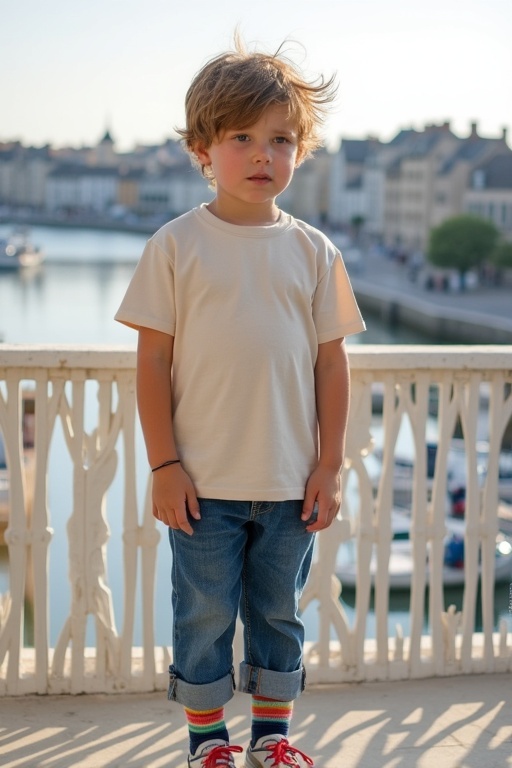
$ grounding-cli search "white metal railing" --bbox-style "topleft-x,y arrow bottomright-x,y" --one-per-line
0,345 -> 511,696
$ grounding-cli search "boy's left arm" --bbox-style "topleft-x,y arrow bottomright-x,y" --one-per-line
302,337 -> 350,532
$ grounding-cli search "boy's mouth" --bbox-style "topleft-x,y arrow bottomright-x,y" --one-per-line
248,173 -> 272,181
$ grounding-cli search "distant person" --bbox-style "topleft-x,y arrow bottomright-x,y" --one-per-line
116,35 -> 365,768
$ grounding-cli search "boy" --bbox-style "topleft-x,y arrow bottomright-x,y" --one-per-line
116,38 -> 365,768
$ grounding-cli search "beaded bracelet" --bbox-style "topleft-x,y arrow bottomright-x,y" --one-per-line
151,459 -> 181,472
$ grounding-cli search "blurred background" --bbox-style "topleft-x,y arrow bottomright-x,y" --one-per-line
1,0 -> 511,346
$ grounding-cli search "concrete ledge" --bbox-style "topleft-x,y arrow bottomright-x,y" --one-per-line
352,280 -> 512,344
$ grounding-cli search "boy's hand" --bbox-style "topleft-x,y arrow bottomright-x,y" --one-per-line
152,464 -> 201,535
302,465 -> 341,532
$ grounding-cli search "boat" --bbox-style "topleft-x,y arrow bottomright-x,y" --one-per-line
370,439 -> 512,512
0,230 -> 44,270
336,508 -> 512,590
498,502 -> 512,536
0,392 -> 36,545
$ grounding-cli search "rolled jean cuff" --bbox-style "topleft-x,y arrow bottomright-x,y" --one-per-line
238,662 -> 306,700
167,665 -> 236,709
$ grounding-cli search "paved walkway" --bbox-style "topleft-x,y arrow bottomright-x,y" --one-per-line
1,674 -> 511,767
349,251 -> 512,343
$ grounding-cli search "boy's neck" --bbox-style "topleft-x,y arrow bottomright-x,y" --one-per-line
206,198 -> 281,226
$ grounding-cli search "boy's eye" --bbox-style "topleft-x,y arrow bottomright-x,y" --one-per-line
234,134 -> 250,142
274,136 -> 289,144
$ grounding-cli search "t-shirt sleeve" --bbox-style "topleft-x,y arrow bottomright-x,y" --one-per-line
114,237 -> 176,335
313,249 -> 366,343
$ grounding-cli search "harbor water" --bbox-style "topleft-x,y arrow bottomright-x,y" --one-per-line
0,223 -> 510,646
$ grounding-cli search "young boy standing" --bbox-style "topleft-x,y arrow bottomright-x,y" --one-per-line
116,39 -> 365,768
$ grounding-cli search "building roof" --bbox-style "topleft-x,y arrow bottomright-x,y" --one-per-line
341,139 -> 381,164
472,153 -> 512,189
118,168 -> 146,180
100,129 -> 114,144
140,162 -> 204,181
0,145 -> 52,162
48,164 -> 120,179
403,131 -> 452,158
439,138 -> 506,175
385,123 -> 456,162
388,128 -> 420,147
381,126 -> 458,177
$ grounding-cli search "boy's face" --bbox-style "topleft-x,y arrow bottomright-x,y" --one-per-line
194,104 -> 301,224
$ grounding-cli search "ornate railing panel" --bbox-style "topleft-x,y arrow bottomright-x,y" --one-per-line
0,345 -> 511,695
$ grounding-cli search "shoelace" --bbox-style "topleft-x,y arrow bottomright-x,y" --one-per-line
261,739 -> 314,767
201,744 -> 243,768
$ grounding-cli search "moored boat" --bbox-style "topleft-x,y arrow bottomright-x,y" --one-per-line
336,508 -> 512,590
0,230 -> 44,270
370,439 -> 512,512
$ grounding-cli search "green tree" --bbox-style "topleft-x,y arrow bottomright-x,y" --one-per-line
490,241 -> 512,269
428,215 -> 499,282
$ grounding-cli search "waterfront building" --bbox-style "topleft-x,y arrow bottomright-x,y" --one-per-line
45,164 -> 120,214
279,149 -> 330,225
0,143 -> 53,209
327,137 -> 382,232
2,121 -> 511,243
329,122 -> 511,254
117,168 -> 145,210
431,125 -> 510,229
137,163 -> 213,217
464,153 -> 512,240
383,123 -> 459,253
88,128 -> 117,167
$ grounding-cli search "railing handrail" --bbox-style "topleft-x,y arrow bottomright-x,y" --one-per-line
1,342 -> 511,369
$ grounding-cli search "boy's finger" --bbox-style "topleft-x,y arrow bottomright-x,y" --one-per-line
174,505 -> 194,536
301,495 -> 317,520
306,504 -> 336,532
187,491 -> 201,520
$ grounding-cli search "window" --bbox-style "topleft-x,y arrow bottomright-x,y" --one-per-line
473,170 -> 485,189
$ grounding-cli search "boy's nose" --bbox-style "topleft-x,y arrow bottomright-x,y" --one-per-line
253,145 -> 271,163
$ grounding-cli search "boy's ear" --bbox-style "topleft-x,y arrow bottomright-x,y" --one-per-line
192,141 -> 212,167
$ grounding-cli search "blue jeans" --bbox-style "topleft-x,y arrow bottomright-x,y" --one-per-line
167,499 -> 315,710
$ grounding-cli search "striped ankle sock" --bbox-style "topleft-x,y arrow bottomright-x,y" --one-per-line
184,706 -> 229,754
251,695 -> 293,747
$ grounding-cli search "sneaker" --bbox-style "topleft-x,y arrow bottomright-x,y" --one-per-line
245,735 -> 314,767
188,739 -> 243,768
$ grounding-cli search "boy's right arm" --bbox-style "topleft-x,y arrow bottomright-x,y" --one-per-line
136,327 -> 200,535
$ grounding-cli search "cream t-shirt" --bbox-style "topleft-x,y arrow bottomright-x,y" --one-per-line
115,204 -> 365,500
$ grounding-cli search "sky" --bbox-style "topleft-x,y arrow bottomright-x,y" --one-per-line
2,0 -> 511,153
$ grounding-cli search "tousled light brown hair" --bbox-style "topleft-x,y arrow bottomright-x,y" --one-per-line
176,36 -> 337,180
